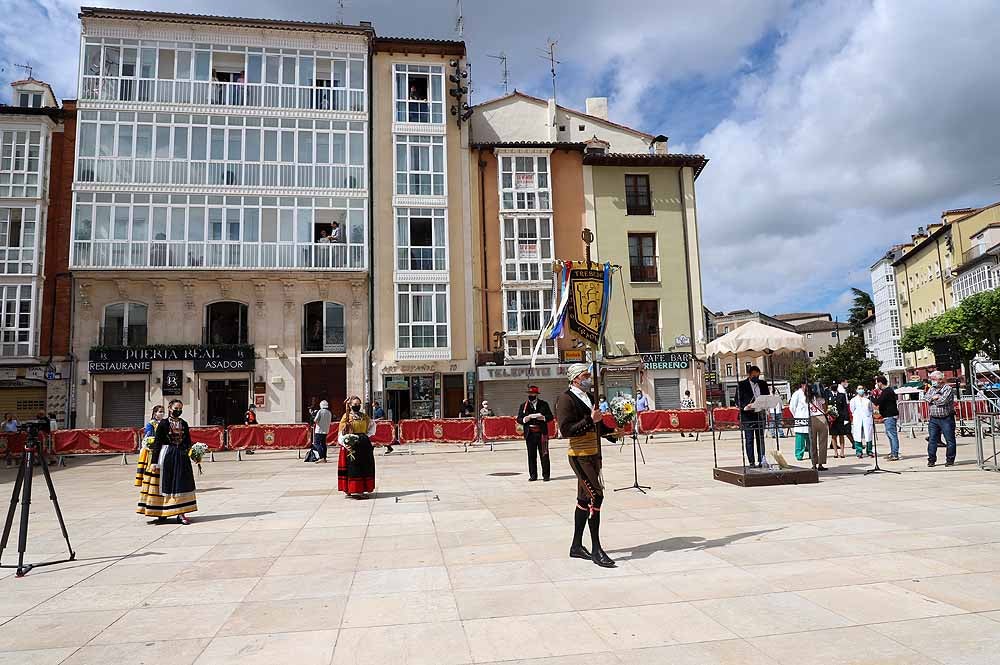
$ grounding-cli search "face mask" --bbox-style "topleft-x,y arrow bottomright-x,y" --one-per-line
351,404 -> 362,413
528,396 -> 537,402
171,408 -> 182,418
750,377 -> 758,383
579,378 -> 594,391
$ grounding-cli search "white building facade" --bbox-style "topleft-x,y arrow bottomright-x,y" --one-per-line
870,251 -> 905,382
71,9 -> 373,427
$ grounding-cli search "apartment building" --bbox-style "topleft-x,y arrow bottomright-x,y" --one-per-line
869,247 -> 905,383
468,92 -> 707,414
0,78 -> 74,424
71,8 -> 373,427
952,204 -> 1000,305
369,37 -> 474,421
774,312 -> 851,361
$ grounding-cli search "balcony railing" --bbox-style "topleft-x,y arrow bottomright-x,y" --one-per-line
303,327 -> 346,353
77,158 -> 364,191
72,241 -> 366,271
81,77 -> 366,114
629,264 -> 659,283
99,325 -> 148,347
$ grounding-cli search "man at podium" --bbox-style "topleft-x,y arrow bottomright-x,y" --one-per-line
737,366 -> 770,467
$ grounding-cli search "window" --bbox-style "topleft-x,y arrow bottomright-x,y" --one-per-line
499,155 -> 550,211
0,129 -> 42,198
0,284 -> 32,356
303,301 -> 345,352
504,289 -> 553,335
396,208 -> 446,271
101,302 -> 148,346
807,333 -> 813,339
625,174 -> 652,215
18,93 -> 42,108
205,301 -> 248,344
397,283 -> 448,349
628,233 -> 657,282
725,363 -> 733,377
0,207 -> 36,274
395,135 -> 444,196
745,361 -> 752,374
394,64 -> 444,123
632,300 -> 660,353
501,216 -> 552,282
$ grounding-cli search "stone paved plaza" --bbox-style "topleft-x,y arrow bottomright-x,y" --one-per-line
2,431 -> 1000,664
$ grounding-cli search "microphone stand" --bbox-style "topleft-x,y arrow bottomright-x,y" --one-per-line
864,415 -> 899,476
615,423 -> 649,493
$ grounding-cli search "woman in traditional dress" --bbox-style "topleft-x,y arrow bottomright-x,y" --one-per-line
139,399 -> 198,524
135,405 -> 163,488
337,395 -> 376,499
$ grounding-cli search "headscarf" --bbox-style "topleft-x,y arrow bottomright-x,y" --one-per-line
566,363 -> 590,383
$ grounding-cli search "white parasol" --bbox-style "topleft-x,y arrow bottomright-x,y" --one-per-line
705,320 -> 806,356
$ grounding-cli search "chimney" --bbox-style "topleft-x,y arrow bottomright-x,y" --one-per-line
585,97 -> 608,120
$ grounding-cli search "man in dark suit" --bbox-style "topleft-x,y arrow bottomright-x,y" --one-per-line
517,385 -> 554,481
737,365 -> 770,467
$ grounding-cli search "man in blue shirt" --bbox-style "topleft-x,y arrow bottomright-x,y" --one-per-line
635,390 -> 650,413
924,371 -> 956,467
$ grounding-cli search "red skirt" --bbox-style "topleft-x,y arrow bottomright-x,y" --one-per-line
338,434 -> 375,494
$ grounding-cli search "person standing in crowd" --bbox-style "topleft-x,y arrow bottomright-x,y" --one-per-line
459,398 -> 475,418
243,403 -> 258,455
789,380 -> 811,461
829,380 -> 852,458
141,399 -> 197,525
680,390 -> 696,437
556,363 -> 619,568
3,412 -> 19,433
809,384 -> 829,471
372,401 -> 386,420
136,405 -> 164,488
635,389 -> 650,413
737,366 -> 769,467
925,370 -> 957,467
849,386 -> 875,459
873,376 -> 900,461
517,385 -> 554,482
338,396 -> 377,498
598,395 -> 610,413
480,401 -> 495,417
309,400 -> 333,464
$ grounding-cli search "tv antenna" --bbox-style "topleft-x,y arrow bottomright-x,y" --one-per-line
487,52 -> 509,95
336,0 -> 346,24
14,63 -> 33,80
537,39 -> 560,103
455,0 -> 464,38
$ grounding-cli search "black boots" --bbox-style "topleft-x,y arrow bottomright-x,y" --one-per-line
588,511 -> 616,568
569,505 -> 591,560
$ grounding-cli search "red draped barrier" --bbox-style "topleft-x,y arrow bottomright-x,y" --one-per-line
189,426 -> 225,451
52,428 -> 138,455
638,409 -> 709,434
481,416 -> 557,442
712,407 -> 742,430
398,418 -> 478,444
323,420 -> 397,447
0,431 -> 27,455
782,407 -> 793,420
227,424 -> 310,450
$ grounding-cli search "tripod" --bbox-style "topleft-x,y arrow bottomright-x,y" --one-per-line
1,434 -> 75,577
864,421 -> 900,476
615,428 -> 650,493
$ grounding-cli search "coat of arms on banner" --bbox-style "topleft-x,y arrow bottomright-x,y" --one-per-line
670,413 -> 680,428
433,424 -> 444,438
568,266 -> 605,345
88,433 -> 100,448
515,423 -> 524,435
263,430 -> 276,446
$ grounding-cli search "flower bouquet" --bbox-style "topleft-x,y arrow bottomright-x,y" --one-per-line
609,394 -> 637,428
142,436 -> 155,451
341,433 -> 358,461
189,442 -> 209,474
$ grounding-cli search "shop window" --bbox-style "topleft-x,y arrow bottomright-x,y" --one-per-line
205,301 -> 248,345
303,301 -> 345,353
101,302 -> 148,347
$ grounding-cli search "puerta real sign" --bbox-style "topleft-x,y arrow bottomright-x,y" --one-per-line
89,346 -> 255,374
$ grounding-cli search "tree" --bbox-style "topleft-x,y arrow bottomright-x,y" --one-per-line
847,287 -> 874,334
899,287 -> 1000,385
787,358 -> 814,389
812,335 -> 883,389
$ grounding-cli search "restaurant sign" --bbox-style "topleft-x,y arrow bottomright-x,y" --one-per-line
89,345 -> 255,374
640,352 -> 692,370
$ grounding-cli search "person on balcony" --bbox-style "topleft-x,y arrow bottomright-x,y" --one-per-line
330,221 -> 345,244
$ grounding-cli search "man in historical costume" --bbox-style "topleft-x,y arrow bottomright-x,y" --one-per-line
555,363 -> 619,568
737,365 -> 770,467
139,399 -> 198,525
517,385 -> 554,482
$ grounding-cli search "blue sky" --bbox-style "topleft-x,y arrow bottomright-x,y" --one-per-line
3,0 -> 1000,321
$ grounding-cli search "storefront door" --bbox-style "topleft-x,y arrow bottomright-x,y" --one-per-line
442,374 -> 464,418
301,357 -> 347,421
101,380 -> 146,428
206,379 -> 249,427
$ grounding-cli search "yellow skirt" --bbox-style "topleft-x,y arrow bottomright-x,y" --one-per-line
134,447 -> 151,486
136,463 -> 198,518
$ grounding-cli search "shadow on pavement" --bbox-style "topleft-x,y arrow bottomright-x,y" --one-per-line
608,528 -> 782,560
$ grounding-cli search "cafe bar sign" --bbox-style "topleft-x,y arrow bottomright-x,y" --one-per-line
640,352 -> 692,370
89,345 -> 255,374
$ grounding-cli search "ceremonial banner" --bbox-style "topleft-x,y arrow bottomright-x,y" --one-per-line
568,263 -> 611,346
481,416 -> 558,442
52,428 -> 139,455
601,413 -> 634,434
711,407 -> 742,430
189,426 -> 225,451
532,261 -> 573,366
639,409 -> 709,434
0,431 -> 27,455
324,420 -> 397,446
398,418 -> 478,444
227,424 -> 309,450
